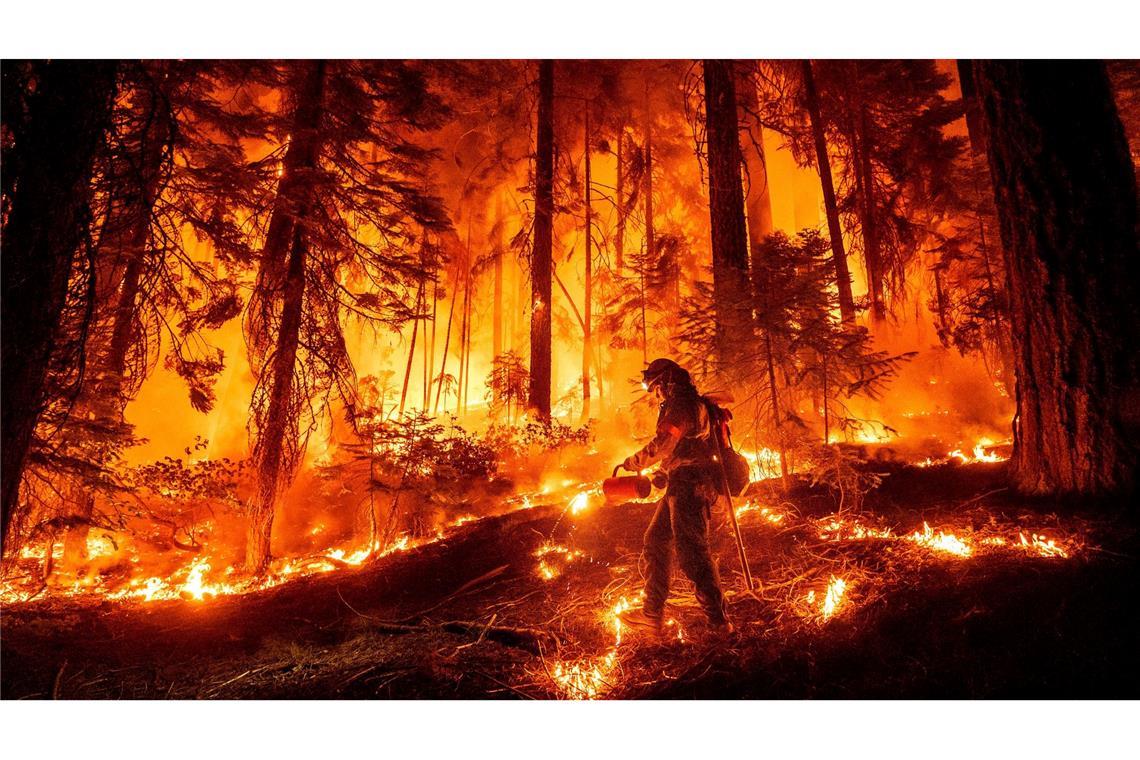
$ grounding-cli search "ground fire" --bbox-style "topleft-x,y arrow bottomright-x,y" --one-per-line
2,57 -> 1138,703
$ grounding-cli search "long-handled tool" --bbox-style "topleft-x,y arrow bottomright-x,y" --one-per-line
710,430 -> 756,592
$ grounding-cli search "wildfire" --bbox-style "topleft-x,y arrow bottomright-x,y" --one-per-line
909,522 -> 973,557
534,541 -> 585,581
735,500 -> 787,525
550,650 -> 619,700
739,447 -> 783,482
805,576 -> 849,622
1019,532 -> 1069,559
817,515 -> 893,541
918,438 -> 1010,468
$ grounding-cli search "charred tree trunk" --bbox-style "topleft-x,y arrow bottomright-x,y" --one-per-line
247,61 -> 326,574
703,60 -> 753,375
1,61 -> 117,551
973,60 -> 1140,497
956,60 -> 987,155
528,60 -> 554,421
802,60 -> 856,325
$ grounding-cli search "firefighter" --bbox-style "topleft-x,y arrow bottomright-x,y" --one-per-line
615,358 -> 732,635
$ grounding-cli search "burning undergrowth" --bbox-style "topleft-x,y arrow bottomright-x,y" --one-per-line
2,459 -> 1130,701
0,416 -> 597,606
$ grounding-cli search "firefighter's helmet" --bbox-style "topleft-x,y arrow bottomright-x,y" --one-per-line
641,358 -> 690,392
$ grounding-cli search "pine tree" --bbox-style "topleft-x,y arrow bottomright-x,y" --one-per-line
528,60 -> 555,421
702,60 -> 753,376
244,60 -> 449,573
1,61 -> 118,552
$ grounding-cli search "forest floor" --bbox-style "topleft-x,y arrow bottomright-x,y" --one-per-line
2,461 -> 1138,699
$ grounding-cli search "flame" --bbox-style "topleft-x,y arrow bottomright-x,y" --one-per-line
1018,532 -> 1069,558
822,576 -> 847,620
550,650 -> 618,700
818,515 -> 892,541
534,541 -> 585,581
735,500 -> 787,525
805,576 -> 849,622
568,491 -> 591,516
920,438 -> 1010,467
739,447 -> 783,482
909,521 -> 972,557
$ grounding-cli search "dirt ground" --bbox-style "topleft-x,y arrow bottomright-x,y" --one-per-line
2,461 -> 1137,699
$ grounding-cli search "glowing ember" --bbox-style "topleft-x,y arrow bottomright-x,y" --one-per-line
818,516 -> 892,541
551,650 -> 619,700
735,500 -> 787,525
534,542 -> 585,581
909,522 -> 973,557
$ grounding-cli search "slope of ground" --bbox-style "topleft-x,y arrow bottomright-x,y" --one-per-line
2,462 -> 1137,699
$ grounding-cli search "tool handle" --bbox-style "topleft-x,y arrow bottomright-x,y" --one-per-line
612,465 -> 622,478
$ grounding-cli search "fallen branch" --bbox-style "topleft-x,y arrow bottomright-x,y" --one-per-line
337,586 -> 555,654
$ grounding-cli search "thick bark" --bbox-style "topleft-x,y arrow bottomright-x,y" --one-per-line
1,61 -> 117,551
973,60 -> 1140,497
702,60 -> 753,374
528,61 -> 554,421
247,60 -> 325,573
802,60 -> 856,325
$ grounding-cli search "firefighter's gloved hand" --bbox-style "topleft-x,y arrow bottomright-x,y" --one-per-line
621,456 -> 639,473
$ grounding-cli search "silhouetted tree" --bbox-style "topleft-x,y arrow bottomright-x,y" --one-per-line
1,60 -> 117,552
973,60 -> 1139,497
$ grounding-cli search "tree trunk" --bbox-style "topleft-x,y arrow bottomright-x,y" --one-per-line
492,199 -> 504,398
399,281 -> 423,416
581,109 -> 593,422
956,59 -> 987,155
736,62 -> 774,249
457,219 -> 472,417
643,81 -> 656,292
247,60 -> 325,574
802,60 -> 856,325
702,60 -> 753,375
528,60 -> 554,421
851,71 -> 886,323
615,123 -> 626,273
64,82 -> 171,564
1,61 -> 117,552
973,60 -> 1140,497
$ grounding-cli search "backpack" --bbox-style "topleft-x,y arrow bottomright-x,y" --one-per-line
702,398 -> 751,496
